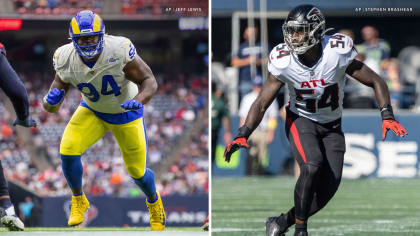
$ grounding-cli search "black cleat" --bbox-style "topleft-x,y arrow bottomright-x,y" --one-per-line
294,230 -> 308,236
265,214 -> 289,236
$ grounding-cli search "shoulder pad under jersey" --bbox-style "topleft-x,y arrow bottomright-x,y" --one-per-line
269,43 -> 291,69
106,35 -> 137,64
326,33 -> 354,54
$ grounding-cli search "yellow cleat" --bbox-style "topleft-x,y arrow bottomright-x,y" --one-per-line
146,192 -> 166,231
68,193 -> 90,227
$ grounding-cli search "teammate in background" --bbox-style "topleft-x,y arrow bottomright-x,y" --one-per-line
224,5 -> 407,236
238,75 -> 278,175
42,11 -> 166,229
0,43 -> 37,231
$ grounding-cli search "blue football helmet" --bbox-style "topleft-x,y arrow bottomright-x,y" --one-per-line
69,10 -> 105,59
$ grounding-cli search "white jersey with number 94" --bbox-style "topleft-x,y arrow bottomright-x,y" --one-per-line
53,35 -> 138,114
268,33 -> 358,123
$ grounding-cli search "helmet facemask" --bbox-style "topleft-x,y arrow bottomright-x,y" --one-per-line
71,32 -> 104,59
282,19 -> 326,55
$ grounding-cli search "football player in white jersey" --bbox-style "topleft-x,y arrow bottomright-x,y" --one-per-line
42,10 -> 166,230
224,5 -> 407,236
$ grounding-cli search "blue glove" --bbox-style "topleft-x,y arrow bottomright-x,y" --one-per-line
13,117 -> 36,128
46,88 -> 65,105
121,99 -> 143,111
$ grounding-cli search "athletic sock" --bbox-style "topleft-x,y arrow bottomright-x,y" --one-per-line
0,161 -> 10,197
61,155 -> 83,190
0,198 -> 12,209
148,194 -> 158,203
132,168 -> 157,199
295,221 -> 307,232
73,192 -> 83,197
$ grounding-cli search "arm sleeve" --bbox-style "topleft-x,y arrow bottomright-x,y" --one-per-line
0,53 -> 29,120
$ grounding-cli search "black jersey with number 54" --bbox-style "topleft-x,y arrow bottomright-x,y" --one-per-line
268,33 -> 357,123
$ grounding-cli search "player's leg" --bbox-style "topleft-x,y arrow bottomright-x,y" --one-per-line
0,161 -> 24,231
266,113 -> 323,236
307,130 -> 345,216
109,117 -> 166,230
60,106 -> 107,226
289,117 -> 324,235
0,161 -> 11,209
268,127 -> 345,236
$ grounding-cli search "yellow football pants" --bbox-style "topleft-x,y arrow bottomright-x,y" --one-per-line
60,106 -> 147,178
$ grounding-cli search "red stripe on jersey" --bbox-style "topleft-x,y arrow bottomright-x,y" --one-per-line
290,121 -> 307,163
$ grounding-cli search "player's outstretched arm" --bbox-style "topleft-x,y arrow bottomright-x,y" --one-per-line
0,52 -> 36,127
224,73 -> 284,162
123,54 -> 158,105
345,59 -> 407,140
43,74 -> 70,113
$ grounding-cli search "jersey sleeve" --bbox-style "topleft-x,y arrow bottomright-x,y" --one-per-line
121,38 -> 137,65
345,46 -> 358,66
52,46 -> 70,83
267,44 -> 290,83
328,33 -> 358,68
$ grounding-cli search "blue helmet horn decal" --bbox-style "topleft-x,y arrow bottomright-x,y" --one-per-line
69,10 -> 105,59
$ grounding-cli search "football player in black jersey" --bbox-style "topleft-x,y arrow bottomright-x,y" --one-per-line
224,5 -> 407,236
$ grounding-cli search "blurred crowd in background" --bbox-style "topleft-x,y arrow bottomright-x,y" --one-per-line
12,0 -> 208,16
13,0 -> 103,15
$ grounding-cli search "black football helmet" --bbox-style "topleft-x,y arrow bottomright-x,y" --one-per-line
282,4 -> 329,55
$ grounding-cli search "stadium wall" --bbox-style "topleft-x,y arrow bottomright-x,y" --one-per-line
213,112 -> 420,178
40,195 -> 208,227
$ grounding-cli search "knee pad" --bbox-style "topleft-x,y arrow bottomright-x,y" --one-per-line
300,163 -> 321,179
60,137 -> 82,155
126,164 -> 146,179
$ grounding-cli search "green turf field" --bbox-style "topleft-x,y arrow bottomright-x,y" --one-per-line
0,227 -> 202,232
0,227 -> 208,235
212,177 -> 420,236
